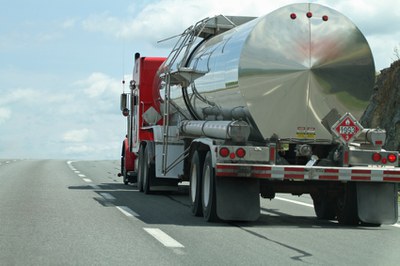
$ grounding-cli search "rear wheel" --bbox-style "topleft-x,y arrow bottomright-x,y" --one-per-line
311,193 -> 336,220
337,183 -> 359,225
190,151 -> 204,217
202,151 -> 218,222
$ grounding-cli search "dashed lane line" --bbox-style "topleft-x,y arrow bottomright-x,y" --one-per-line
143,228 -> 184,248
83,178 -> 92,183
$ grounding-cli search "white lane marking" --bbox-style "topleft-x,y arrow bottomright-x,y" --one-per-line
78,174 -> 86,178
70,167 -> 77,171
74,170 -> 80,174
100,193 -> 116,201
275,196 -> 314,208
83,178 -> 92,183
392,223 -> 400,228
143,228 -> 184,248
116,206 -> 139,217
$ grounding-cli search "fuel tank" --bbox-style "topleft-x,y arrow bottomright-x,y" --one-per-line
166,3 -> 375,142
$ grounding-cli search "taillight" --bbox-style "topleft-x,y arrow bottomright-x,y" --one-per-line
306,12 -> 313,18
322,15 -> 329,21
236,148 -> 246,158
388,153 -> 397,163
372,153 -> 381,162
290,13 -> 297,20
219,147 -> 230,157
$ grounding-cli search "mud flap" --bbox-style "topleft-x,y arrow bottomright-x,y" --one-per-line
357,182 -> 398,224
215,176 -> 260,221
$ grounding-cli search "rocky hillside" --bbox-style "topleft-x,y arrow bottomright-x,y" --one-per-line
360,60 -> 400,151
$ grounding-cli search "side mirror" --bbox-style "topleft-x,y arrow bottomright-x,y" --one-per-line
120,93 -> 128,111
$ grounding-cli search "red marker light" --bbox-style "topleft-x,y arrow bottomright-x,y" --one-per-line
382,158 -> 387,164
230,153 -> 236,159
322,15 -> 329,21
236,148 -> 246,158
219,147 -> 230,157
388,153 -> 397,163
306,12 -> 313,18
372,153 -> 381,162
290,13 -> 297,20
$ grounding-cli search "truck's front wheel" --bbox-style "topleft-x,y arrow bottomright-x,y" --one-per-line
202,151 -> 218,222
137,146 -> 145,192
143,146 -> 155,195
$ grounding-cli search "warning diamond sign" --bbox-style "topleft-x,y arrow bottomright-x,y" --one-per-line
331,113 -> 364,144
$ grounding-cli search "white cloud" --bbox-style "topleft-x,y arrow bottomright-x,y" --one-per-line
79,0 -> 400,70
63,128 -> 90,142
0,107 -> 11,124
76,72 -> 121,98
62,18 -> 78,29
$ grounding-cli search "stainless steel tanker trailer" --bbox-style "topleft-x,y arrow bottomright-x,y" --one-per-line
119,3 -> 400,225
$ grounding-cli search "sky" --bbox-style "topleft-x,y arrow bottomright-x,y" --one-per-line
0,0 -> 399,160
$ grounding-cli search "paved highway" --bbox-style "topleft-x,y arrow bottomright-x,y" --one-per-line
0,159 -> 399,265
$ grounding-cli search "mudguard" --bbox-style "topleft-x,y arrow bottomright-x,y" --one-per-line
357,182 -> 398,224
215,176 -> 260,221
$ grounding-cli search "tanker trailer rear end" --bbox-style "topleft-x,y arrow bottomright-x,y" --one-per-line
120,3 -> 400,225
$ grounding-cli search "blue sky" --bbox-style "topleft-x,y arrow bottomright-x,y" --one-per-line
1,0 -> 399,160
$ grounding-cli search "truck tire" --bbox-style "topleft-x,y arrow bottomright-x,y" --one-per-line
190,151 -> 203,217
143,146 -> 155,195
121,157 -> 129,185
137,146 -> 145,192
311,193 -> 336,220
337,183 -> 359,225
202,151 -> 218,222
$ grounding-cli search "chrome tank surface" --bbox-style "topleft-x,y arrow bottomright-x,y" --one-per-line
172,3 -> 375,142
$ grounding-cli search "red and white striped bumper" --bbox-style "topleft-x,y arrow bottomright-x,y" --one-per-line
215,163 -> 400,182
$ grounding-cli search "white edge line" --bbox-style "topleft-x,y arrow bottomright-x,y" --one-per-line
275,196 -> 314,208
116,206 -> 139,217
144,228 -> 184,248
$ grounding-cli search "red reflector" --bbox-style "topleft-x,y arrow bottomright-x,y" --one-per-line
375,140 -> 383,145
236,148 -> 246,158
322,15 -> 328,21
290,13 -> 297,19
230,153 -> 236,159
382,158 -> 387,164
306,12 -> 312,18
219,147 -> 230,157
372,153 -> 381,162
388,154 -> 397,163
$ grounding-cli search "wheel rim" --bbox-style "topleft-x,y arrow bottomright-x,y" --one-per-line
191,164 -> 197,204
203,165 -> 210,208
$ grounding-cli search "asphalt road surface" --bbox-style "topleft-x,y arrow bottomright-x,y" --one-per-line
1,159 -> 399,265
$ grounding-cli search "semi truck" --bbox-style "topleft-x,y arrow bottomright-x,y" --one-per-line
119,3 -> 400,225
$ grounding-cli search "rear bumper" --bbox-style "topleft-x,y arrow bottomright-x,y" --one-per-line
216,163 -> 400,182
